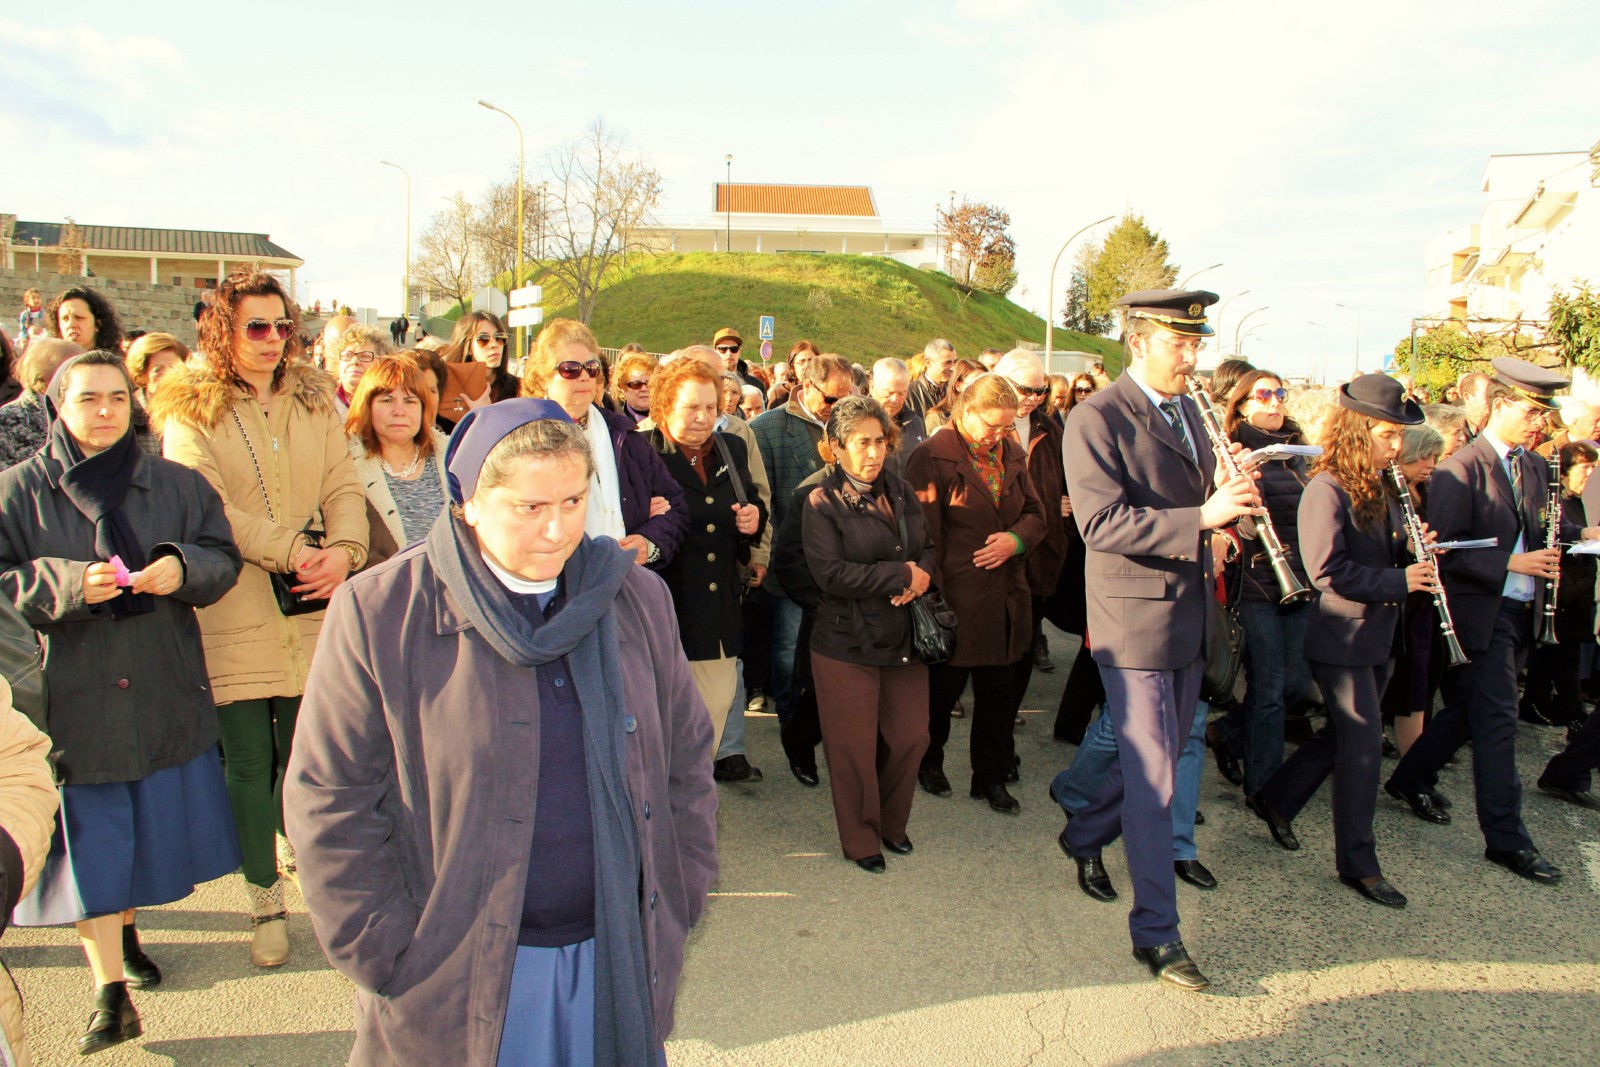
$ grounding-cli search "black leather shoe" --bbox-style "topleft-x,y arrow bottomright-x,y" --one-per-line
1210,735 -> 1244,787
971,783 -> 1021,814
1429,789 -> 1452,810
1174,859 -> 1217,889
918,767 -> 953,797
1245,794 -> 1301,850
1340,874 -> 1407,908
1132,941 -> 1209,991
854,854 -> 886,874
1194,809 -> 1206,826
713,754 -> 763,783
788,762 -> 820,788
1384,780 -> 1451,824
121,924 -> 162,989
1485,848 -> 1562,883
79,981 -> 141,1056
1033,635 -> 1055,672
1004,765 -> 1020,784
1074,854 -> 1118,902
881,837 -> 913,855
1537,778 -> 1600,810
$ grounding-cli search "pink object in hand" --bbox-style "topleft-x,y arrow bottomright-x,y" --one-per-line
108,555 -> 144,588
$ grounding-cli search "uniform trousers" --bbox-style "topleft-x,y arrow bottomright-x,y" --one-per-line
1542,709 -> 1600,792
1388,598 -> 1535,853
1259,659 -> 1392,879
811,652 -> 929,860
924,662 -> 1018,791
1064,656 -> 1203,948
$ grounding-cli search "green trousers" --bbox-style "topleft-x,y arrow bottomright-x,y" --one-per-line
216,696 -> 301,888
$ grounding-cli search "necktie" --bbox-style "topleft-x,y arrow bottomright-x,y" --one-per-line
1160,400 -> 1197,463
1507,447 -> 1524,511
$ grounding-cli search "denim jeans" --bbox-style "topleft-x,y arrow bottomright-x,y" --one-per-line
1220,599 -> 1311,796
716,659 -> 749,760
767,592 -> 805,726
1051,700 -> 1208,860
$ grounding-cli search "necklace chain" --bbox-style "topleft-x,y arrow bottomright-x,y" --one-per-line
381,445 -> 422,479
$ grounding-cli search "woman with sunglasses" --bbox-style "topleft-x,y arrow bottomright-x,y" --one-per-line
1208,369 -> 1314,805
152,268 -> 367,968
609,348 -> 658,426
520,319 -> 687,569
439,311 -> 519,427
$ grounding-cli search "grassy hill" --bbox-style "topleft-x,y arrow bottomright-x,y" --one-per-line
451,252 -> 1122,373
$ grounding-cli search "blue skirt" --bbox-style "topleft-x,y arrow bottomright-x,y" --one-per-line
12,745 -> 242,926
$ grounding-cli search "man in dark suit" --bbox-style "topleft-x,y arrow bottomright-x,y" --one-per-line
1059,290 -> 1260,990
905,339 -> 957,418
1387,358 -> 1600,884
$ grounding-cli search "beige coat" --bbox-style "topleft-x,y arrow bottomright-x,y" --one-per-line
152,363 -> 367,704
347,430 -> 450,567
0,677 -> 61,1067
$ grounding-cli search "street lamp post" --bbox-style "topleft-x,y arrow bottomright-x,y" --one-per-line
479,99 -> 525,359
1308,321 -> 1329,383
724,154 -> 732,252
1240,323 -> 1268,356
379,161 -> 411,324
1214,290 -> 1250,355
1045,214 -> 1115,367
1177,262 -> 1223,288
1234,306 -> 1269,355
1334,302 -> 1361,375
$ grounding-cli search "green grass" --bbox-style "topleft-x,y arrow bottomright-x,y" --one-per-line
469,252 -> 1123,373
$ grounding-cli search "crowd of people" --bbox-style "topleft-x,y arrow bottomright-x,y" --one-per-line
1,272 -> 1598,1061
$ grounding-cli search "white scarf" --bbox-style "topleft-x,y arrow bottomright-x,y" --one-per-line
581,405 -> 627,541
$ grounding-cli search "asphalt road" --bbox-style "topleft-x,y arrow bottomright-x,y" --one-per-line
7,627 -> 1599,1066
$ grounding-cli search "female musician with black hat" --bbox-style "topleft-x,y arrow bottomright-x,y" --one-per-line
1249,374 -> 1434,908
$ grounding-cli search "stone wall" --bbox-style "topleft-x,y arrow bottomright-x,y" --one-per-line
2,268 -> 205,347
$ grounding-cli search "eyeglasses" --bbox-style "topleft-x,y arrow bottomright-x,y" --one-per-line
555,359 -> 604,380
243,319 -> 295,341
1013,383 -> 1050,397
475,333 -> 508,346
1073,386 -> 1094,395
715,344 -> 741,354
812,385 -> 848,406
623,379 -> 650,390
341,349 -> 379,364
1252,387 -> 1288,403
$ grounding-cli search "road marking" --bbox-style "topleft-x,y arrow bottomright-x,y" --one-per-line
1581,842 -> 1600,896
707,892 -> 796,898
784,852 -> 827,857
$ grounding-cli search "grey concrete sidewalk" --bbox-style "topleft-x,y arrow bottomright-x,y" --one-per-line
7,629 -> 1599,1065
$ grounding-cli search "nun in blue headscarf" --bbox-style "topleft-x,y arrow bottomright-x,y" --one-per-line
286,399 -> 718,1066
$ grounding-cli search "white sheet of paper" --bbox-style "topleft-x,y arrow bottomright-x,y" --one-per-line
1242,444 -> 1323,466
1567,540 -> 1600,555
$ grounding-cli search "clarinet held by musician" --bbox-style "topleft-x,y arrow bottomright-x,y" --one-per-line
1389,461 -> 1469,667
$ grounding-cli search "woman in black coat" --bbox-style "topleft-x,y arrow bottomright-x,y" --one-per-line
647,359 -> 765,752
0,351 -> 243,1055
793,397 -> 935,873
1519,440 -> 1599,730
1252,376 -> 1432,909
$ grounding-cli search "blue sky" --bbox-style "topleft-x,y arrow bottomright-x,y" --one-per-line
4,1 -> 1596,380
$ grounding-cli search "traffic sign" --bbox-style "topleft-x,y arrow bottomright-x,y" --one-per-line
760,340 -> 772,362
758,315 -> 775,341
472,286 -> 508,316
510,285 -> 542,307
508,306 -> 544,328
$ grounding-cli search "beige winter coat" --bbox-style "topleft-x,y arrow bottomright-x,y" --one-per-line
0,677 -> 61,1067
152,363 -> 367,704
348,429 -> 450,567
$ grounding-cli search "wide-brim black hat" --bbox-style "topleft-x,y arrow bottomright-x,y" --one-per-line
1337,374 -> 1424,425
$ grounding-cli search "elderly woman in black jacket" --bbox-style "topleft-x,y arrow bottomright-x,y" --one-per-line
0,351 -> 242,1055
646,358 -> 766,752
782,397 -> 934,873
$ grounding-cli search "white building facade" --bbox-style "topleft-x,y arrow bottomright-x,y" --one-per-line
1423,145 -> 1600,326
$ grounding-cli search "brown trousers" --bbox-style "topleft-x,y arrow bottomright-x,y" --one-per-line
811,651 -> 930,860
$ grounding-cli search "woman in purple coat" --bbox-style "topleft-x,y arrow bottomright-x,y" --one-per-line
285,399 -> 718,1065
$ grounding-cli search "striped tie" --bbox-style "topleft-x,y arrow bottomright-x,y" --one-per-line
1160,400 -> 1197,463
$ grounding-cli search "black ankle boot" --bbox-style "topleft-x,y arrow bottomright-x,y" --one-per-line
79,981 -> 142,1056
121,924 -> 162,989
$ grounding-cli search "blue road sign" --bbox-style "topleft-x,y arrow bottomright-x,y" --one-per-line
759,315 -> 775,341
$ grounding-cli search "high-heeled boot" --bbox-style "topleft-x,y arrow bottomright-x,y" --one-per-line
240,876 -> 290,968
121,923 -> 162,989
79,980 -> 141,1056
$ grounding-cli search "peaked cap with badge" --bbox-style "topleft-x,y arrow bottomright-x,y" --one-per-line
1490,356 -> 1569,411
1116,290 -> 1220,337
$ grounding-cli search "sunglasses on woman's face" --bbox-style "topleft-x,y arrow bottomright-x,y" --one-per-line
242,319 -> 295,341
1253,387 -> 1288,403
1014,383 -> 1050,398
555,359 -> 604,380
475,332 -> 508,346
1074,385 -> 1093,395
623,379 -> 650,390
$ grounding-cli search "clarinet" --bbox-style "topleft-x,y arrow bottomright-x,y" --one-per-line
1537,452 -> 1561,646
1388,462 -> 1469,667
1185,376 -> 1312,606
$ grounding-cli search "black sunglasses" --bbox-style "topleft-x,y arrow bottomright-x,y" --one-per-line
1073,385 -> 1094,394
1014,383 -> 1050,397
555,359 -> 603,380
715,344 -> 741,354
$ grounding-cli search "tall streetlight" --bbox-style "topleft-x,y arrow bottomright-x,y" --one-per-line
1045,214 -> 1116,365
379,161 -> 411,322
478,99 -> 525,358
1214,290 -> 1250,354
1234,306 -> 1269,355
724,154 -> 733,252
1334,302 -> 1361,374
1177,262 -> 1223,288
1308,320 -> 1329,383
1240,323 -> 1268,356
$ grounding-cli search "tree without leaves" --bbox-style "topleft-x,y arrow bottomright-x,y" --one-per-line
57,217 -> 85,276
539,118 -> 663,324
411,194 -> 477,310
1081,213 -> 1178,323
472,171 -> 545,291
938,200 -> 1018,300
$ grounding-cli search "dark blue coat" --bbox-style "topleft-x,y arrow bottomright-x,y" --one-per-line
598,407 -> 689,569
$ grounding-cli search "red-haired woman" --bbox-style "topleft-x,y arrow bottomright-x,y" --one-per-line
346,355 -> 451,567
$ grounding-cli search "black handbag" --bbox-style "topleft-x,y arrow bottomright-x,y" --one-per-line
0,596 -> 47,731
1199,559 -> 1247,707
232,409 -> 328,618
895,493 -> 957,664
